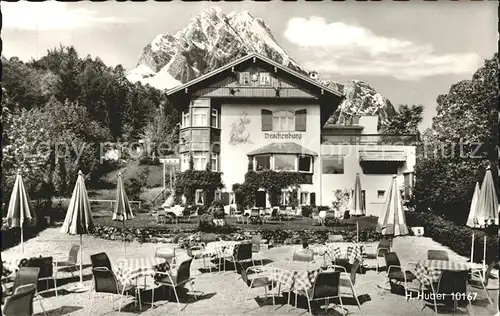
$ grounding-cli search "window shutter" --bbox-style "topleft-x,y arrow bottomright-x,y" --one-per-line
261,109 -> 273,131
310,192 -> 316,206
295,109 -> 307,131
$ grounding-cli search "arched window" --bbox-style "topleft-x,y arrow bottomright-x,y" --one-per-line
273,110 -> 295,131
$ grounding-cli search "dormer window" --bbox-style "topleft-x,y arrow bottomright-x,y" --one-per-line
239,72 -> 250,84
259,72 -> 271,85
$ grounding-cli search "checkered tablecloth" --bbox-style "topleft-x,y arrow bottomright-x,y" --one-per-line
204,241 -> 242,257
323,243 -> 363,264
413,260 -> 471,286
262,261 -> 321,292
114,257 -> 170,285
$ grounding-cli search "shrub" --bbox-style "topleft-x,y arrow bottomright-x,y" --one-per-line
406,211 -> 499,264
301,205 -> 313,218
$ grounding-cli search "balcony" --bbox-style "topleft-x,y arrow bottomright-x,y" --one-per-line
321,134 -> 419,146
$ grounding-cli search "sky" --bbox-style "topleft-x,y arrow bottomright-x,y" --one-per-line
2,1 -> 498,131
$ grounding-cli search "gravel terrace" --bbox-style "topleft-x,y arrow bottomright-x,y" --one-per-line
2,227 -> 498,316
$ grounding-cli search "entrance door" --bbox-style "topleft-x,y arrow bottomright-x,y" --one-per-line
256,190 -> 266,208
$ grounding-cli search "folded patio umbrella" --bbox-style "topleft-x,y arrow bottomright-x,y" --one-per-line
349,173 -> 366,216
6,172 -> 36,254
466,182 -> 481,228
474,166 -> 499,227
60,170 -> 94,292
376,175 -> 409,238
112,172 -> 134,258
466,182 -> 481,263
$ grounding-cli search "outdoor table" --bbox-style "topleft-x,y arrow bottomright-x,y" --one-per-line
413,260 -> 470,286
263,260 -> 322,293
204,241 -> 241,257
312,243 -> 363,264
114,257 -> 170,286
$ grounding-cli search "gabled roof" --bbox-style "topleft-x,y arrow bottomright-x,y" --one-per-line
166,52 -> 343,98
247,142 -> 318,156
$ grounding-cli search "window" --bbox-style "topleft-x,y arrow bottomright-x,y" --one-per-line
271,77 -> 279,87
261,109 -> 273,131
193,151 -> 208,171
295,109 -> 307,131
192,108 -> 208,127
190,130 -> 209,150
300,192 -> 309,205
211,153 -> 218,172
298,156 -> 312,172
255,155 -> 271,171
195,189 -> 204,205
211,109 -> 218,128
322,156 -> 344,174
274,154 -> 295,171
377,190 -> 385,199
273,110 -> 295,131
361,162 -> 399,175
310,192 -> 316,206
259,72 -> 271,85
181,153 -> 190,171
281,191 -> 291,205
182,111 -> 190,128
239,72 -> 250,84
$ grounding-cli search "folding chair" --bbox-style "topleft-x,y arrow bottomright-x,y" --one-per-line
2,284 -> 36,316
153,258 -> 197,311
423,270 -> 472,315
293,249 -> 314,262
53,244 -> 80,278
88,267 -> 140,315
25,257 -> 57,297
296,271 -> 344,314
238,263 -> 276,305
427,250 -> 449,261
379,252 -> 416,297
4,267 -> 46,315
468,260 -> 499,306
90,252 -> 112,270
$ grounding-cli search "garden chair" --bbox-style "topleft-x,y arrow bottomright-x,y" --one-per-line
2,284 -> 36,316
251,235 -> 262,253
187,206 -> 200,222
326,259 -> 362,310
186,243 -> 217,273
468,260 -> 499,306
25,257 -> 58,297
90,252 -> 112,270
312,209 -> 323,225
238,262 -> 276,305
53,244 -> 80,278
88,267 -> 140,315
296,271 -> 344,314
379,252 -> 416,297
370,238 -> 390,272
422,270 -> 472,314
293,249 -> 314,262
4,267 -> 46,315
228,242 -> 255,272
155,247 -> 176,262
427,250 -> 449,261
153,258 -> 197,311
249,208 -> 262,224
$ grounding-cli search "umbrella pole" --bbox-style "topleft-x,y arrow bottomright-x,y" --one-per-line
79,234 -> 83,285
471,233 -> 475,263
21,225 -> 24,254
123,221 -> 126,259
356,220 -> 359,243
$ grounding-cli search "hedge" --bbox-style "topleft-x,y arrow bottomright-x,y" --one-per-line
405,211 -> 499,264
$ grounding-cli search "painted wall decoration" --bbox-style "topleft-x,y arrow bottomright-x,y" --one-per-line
229,111 -> 252,145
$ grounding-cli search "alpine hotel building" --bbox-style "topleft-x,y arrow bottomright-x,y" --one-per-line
166,53 -> 417,217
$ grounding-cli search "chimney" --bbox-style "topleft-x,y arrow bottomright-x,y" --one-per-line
309,71 -> 319,81
358,115 -> 379,134
351,115 -> 360,125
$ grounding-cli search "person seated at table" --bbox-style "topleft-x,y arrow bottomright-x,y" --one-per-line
302,241 -> 309,249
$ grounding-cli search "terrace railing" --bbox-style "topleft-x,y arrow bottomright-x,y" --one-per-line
321,134 -> 420,146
